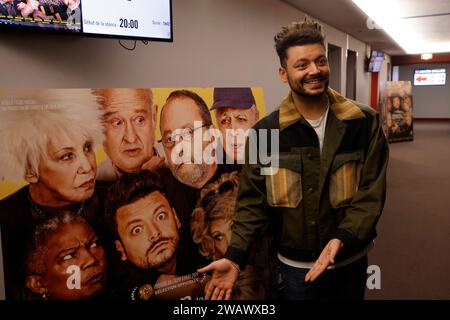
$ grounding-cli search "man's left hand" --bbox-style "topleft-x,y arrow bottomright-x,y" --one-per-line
305,238 -> 343,282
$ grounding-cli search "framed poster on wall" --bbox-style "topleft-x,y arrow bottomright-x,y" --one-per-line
379,81 -> 414,143
0,87 -> 278,301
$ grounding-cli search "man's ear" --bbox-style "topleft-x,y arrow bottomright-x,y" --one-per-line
24,168 -> 39,184
115,240 -> 128,261
206,125 -> 218,146
26,275 -> 47,295
255,106 -> 260,120
279,67 -> 288,83
151,104 -> 158,127
172,208 -> 181,229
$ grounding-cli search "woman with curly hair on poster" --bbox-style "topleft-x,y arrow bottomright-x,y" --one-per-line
191,171 -> 266,300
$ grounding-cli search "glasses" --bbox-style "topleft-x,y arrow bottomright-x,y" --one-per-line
162,123 -> 211,148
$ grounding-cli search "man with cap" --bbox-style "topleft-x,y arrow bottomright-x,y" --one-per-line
212,88 -> 259,164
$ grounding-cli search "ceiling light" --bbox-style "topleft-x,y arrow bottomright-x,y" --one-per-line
421,53 -> 433,60
352,0 -> 450,54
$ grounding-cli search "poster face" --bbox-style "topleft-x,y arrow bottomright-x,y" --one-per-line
0,87 -> 273,300
379,81 -> 414,143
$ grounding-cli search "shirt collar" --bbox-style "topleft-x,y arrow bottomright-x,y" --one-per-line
279,87 -> 366,131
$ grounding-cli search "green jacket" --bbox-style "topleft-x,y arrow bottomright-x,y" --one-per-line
226,88 -> 389,268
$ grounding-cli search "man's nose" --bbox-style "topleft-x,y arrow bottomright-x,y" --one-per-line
308,62 -> 320,75
123,122 -> 138,143
147,223 -> 162,242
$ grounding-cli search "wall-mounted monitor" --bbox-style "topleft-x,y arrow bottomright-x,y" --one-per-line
0,0 -> 172,42
414,68 -> 446,86
366,50 -> 383,72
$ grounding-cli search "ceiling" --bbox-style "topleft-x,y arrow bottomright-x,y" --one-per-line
282,0 -> 450,56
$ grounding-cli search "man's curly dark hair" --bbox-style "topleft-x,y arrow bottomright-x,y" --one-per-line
274,16 -> 325,68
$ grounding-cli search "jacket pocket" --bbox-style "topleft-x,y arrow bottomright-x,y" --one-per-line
329,150 -> 364,208
265,154 -> 302,208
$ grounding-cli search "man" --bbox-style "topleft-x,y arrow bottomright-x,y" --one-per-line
94,88 -> 164,181
212,87 -> 259,164
199,17 -> 389,300
160,90 -> 218,189
105,171 -> 181,275
105,171 -> 205,299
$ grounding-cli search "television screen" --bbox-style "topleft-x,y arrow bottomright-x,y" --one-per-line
414,68 -> 446,86
0,0 -> 172,41
367,50 -> 383,72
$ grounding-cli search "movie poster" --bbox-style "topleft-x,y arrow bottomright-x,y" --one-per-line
379,81 -> 414,142
0,87 -> 276,300
0,0 -> 81,31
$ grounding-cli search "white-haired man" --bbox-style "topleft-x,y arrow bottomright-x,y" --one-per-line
93,88 -> 165,181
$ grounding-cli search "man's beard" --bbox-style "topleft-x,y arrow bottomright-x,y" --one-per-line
289,76 -> 329,98
173,163 -> 211,188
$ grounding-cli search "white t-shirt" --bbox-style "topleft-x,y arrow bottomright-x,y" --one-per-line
305,106 -> 330,153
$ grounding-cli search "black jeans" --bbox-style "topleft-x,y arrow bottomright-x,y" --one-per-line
279,255 -> 368,300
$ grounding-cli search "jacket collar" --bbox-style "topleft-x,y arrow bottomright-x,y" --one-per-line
279,87 -> 366,131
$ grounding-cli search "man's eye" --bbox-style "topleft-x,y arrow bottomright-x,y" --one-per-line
60,153 -> 74,161
156,212 -> 166,221
84,142 -> 93,153
111,119 -> 123,127
316,58 -> 328,66
131,226 -> 143,235
62,253 -> 74,261
135,116 -> 146,124
214,234 -> 224,241
89,241 -> 98,249
164,135 -> 173,144
237,116 -> 247,122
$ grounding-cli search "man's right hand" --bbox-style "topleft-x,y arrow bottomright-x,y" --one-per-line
198,258 -> 239,300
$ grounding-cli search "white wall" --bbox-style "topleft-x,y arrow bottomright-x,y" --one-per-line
378,54 -> 392,102
324,26 -> 347,97
328,45 -> 343,92
0,0 -> 375,113
348,36 -> 372,104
